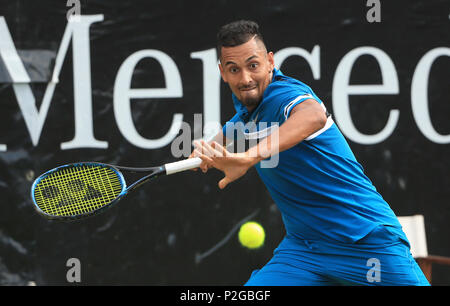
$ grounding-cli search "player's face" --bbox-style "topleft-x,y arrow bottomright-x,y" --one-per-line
219,38 -> 274,112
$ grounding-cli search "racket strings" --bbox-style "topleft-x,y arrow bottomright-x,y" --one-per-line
33,165 -> 123,217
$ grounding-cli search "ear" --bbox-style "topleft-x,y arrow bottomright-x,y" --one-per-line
267,51 -> 275,71
218,62 -> 228,83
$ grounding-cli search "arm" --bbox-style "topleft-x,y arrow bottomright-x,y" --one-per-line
194,99 -> 327,188
246,99 -> 327,166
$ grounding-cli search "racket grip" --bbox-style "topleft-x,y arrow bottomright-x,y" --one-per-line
165,157 -> 202,175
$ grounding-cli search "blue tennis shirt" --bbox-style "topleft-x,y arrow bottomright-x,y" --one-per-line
223,68 -> 407,245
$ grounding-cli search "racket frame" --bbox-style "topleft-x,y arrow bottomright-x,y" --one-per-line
31,162 -> 164,221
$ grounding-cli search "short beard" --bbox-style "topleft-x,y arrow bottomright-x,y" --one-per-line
240,96 -> 261,110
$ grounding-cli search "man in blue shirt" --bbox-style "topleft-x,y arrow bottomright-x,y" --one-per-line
192,20 -> 429,285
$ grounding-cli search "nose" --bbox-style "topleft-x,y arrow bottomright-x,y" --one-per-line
240,69 -> 253,86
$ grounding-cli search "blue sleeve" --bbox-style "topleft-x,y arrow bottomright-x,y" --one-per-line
266,82 -> 324,125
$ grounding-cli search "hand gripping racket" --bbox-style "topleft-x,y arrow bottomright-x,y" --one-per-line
30,158 -> 202,220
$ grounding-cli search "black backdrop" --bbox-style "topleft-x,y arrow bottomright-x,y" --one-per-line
0,0 -> 449,285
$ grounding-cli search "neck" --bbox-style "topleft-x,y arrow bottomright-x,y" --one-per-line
246,104 -> 258,113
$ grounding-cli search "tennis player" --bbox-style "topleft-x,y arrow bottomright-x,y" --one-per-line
192,20 -> 429,286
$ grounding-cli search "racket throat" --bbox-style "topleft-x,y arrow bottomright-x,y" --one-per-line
126,167 -> 165,192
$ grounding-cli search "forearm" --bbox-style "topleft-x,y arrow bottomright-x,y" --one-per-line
246,100 -> 327,166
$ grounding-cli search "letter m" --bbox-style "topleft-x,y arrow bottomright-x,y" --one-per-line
0,15 -> 107,151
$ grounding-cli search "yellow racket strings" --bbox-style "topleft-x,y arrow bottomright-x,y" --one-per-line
33,165 -> 123,217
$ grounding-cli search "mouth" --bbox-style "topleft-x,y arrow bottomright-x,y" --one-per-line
240,86 -> 257,92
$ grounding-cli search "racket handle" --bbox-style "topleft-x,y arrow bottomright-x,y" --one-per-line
165,157 -> 202,175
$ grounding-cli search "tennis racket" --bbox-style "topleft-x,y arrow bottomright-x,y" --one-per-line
30,157 -> 202,221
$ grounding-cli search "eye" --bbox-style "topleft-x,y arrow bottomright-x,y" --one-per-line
249,63 -> 259,69
229,67 -> 239,73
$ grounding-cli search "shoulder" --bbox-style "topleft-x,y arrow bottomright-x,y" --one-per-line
264,73 -> 315,104
259,71 -> 326,123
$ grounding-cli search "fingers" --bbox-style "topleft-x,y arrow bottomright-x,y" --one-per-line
199,140 -> 219,157
218,176 -> 231,189
193,149 -> 215,173
192,140 -> 230,175
211,141 -> 228,156
193,141 -> 213,173
195,140 -> 226,158
188,150 -> 199,171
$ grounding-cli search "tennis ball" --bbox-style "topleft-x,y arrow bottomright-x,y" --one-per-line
238,221 -> 265,249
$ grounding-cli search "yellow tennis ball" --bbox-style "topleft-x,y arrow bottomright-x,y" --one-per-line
238,221 -> 265,249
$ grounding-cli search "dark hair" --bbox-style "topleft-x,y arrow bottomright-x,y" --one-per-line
216,20 -> 265,58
